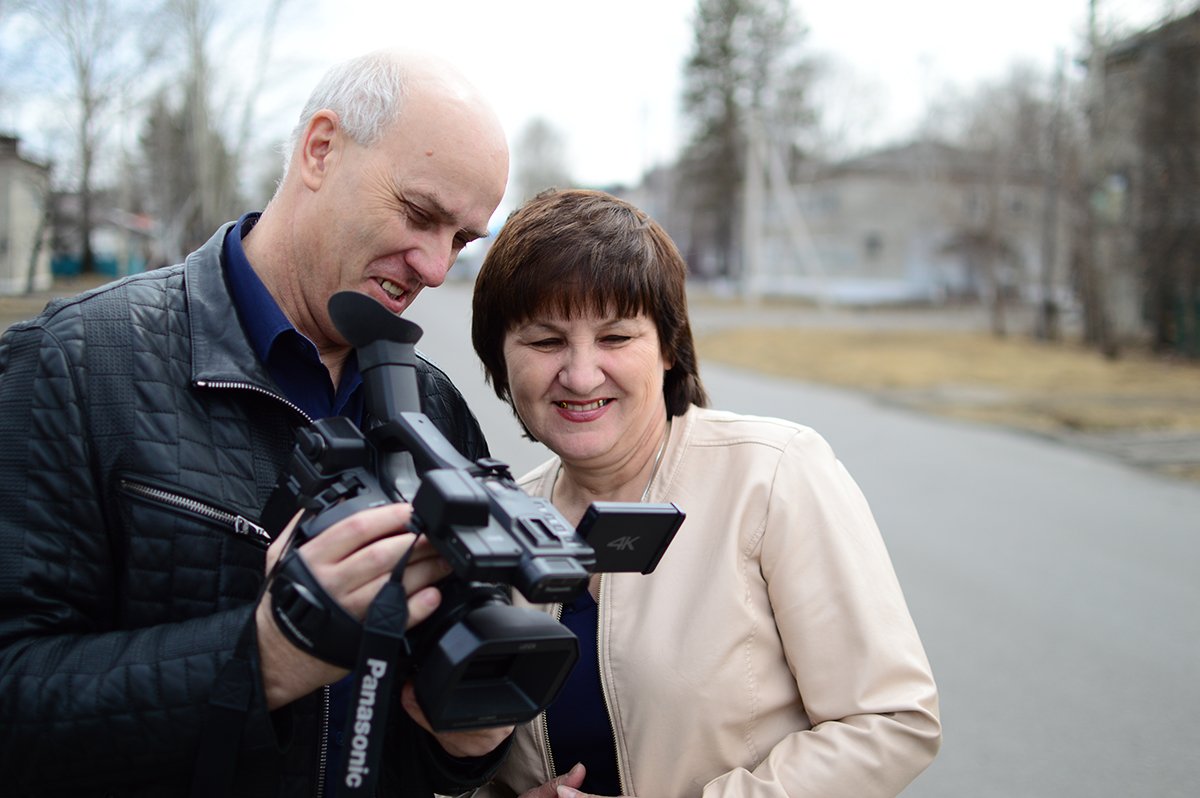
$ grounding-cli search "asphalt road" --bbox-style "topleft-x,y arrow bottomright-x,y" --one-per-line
408,282 -> 1200,798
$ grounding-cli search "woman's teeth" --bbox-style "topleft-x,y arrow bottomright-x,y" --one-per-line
557,399 -> 610,411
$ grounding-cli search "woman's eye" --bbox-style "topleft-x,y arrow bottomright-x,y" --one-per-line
530,338 -> 561,349
601,335 -> 632,345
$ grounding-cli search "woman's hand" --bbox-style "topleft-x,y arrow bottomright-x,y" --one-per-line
555,782 -> 633,798
516,763 -> 587,798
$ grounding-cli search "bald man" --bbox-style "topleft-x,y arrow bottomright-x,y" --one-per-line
0,50 -> 512,798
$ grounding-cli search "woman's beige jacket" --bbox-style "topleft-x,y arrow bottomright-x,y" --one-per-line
479,406 -> 941,798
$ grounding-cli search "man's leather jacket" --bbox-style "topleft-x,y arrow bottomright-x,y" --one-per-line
0,224 -> 495,796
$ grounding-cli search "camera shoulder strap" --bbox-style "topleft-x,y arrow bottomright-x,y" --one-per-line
336,565 -> 417,798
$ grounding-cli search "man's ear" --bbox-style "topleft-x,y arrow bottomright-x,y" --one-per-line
298,110 -> 340,192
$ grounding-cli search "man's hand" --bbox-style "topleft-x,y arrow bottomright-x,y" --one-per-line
399,682 -> 514,758
515,764 -> 587,798
256,503 -> 452,709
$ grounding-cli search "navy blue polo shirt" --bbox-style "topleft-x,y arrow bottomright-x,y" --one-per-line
223,212 -> 361,790
545,589 -> 620,795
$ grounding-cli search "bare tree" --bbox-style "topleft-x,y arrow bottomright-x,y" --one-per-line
678,0 -> 813,280
924,64 -> 1081,337
134,0 -> 288,259
17,0 -> 156,273
137,91 -> 212,265
512,117 -> 574,203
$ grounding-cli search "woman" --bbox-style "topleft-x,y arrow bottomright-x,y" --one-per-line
470,189 -> 940,798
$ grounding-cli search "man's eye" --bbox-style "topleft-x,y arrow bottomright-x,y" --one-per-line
405,205 -> 432,227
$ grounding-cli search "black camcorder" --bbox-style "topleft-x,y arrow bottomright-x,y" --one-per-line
262,290 -> 684,741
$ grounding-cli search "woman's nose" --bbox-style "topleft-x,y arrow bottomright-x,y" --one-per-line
557,346 -> 604,394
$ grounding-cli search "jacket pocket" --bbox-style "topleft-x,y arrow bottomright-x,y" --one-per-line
118,478 -> 272,548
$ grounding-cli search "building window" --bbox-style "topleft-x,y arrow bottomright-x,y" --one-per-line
864,232 -> 883,260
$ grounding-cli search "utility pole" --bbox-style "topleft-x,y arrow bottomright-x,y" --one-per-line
1036,49 -> 1065,341
741,111 -> 766,301
1080,0 -> 1119,356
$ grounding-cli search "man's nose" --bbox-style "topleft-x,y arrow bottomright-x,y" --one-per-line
405,231 -> 457,288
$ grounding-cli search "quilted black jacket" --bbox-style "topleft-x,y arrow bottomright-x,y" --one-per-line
0,225 -> 496,797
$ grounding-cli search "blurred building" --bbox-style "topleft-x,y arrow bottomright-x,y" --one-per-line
49,190 -> 158,278
742,140 -> 1073,307
0,134 -> 52,295
1088,8 -> 1200,354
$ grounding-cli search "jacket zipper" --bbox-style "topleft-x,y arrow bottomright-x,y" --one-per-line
119,480 -> 272,545
596,574 -> 628,796
541,601 -> 564,781
194,378 -> 313,424
195,380 -> 336,794
317,684 -> 330,797
542,581 -> 627,795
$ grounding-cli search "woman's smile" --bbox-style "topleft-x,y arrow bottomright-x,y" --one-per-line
503,312 -> 669,468
555,399 -> 611,411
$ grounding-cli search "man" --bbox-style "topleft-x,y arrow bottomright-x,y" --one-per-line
0,50 -> 512,797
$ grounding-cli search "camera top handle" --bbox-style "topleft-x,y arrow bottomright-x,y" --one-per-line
329,291 -> 489,486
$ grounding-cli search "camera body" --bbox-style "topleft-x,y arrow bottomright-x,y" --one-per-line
272,414 -> 597,603
263,291 -> 683,732
264,412 -> 588,731
409,459 -> 595,602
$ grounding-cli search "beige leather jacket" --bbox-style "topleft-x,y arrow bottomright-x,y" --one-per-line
481,406 -> 941,798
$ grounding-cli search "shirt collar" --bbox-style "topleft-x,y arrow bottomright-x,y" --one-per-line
223,212 -> 293,365
223,212 -> 363,421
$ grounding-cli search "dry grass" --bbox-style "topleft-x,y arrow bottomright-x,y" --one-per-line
697,326 -> 1200,435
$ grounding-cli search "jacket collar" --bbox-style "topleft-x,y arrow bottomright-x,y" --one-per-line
184,221 -> 277,390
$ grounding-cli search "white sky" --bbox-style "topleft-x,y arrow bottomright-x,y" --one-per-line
259,0 -> 1178,197
4,0 -> 1178,214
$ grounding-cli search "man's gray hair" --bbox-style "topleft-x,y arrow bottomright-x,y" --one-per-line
284,49 -> 413,169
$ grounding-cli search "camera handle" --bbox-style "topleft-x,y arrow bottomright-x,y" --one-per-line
269,550 -> 364,669
266,439 -> 394,669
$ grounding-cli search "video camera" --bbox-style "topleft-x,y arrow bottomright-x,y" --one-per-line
262,290 -> 683,739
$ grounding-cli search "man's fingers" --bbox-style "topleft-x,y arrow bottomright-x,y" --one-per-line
332,532 -> 422,590
336,544 -> 451,618
405,585 -> 443,628
299,502 -> 414,560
